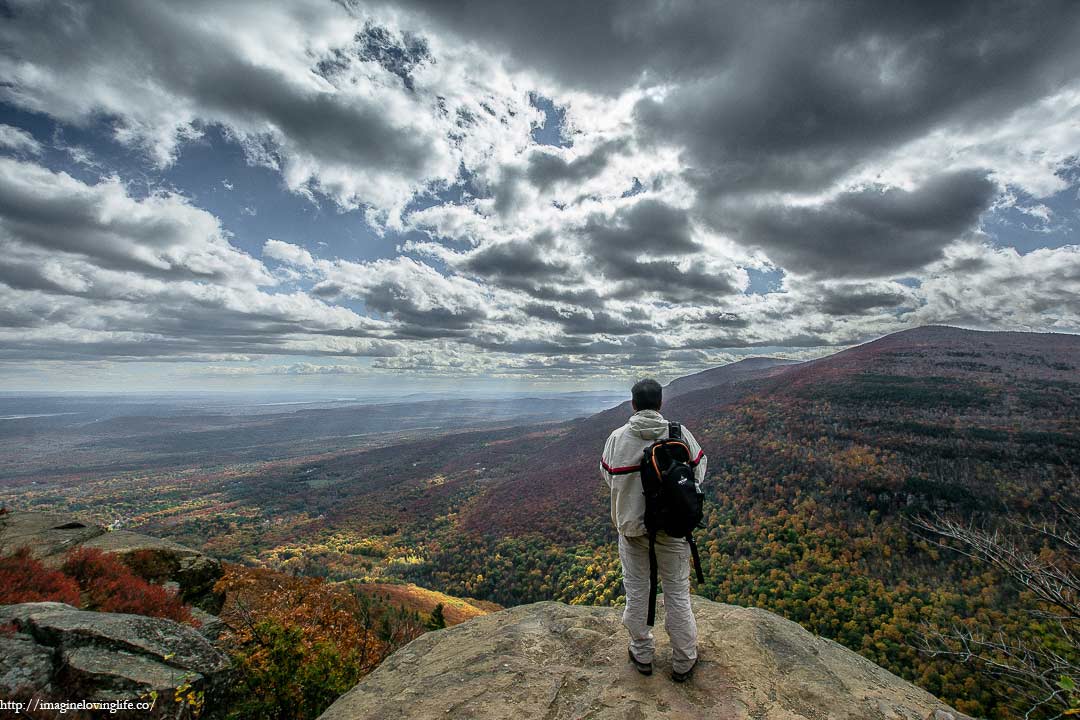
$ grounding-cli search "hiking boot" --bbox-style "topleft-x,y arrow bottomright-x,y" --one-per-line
628,647 -> 652,676
670,658 -> 698,683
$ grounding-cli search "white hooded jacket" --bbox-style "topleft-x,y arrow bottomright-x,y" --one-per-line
600,409 -> 707,537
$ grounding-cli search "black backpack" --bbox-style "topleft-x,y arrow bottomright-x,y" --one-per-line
639,422 -> 705,626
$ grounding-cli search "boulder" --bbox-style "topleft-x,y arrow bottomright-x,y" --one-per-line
0,632 -> 57,697
0,511 -> 104,561
318,597 -> 973,720
190,608 -> 226,642
0,602 -> 230,715
83,530 -> 224,613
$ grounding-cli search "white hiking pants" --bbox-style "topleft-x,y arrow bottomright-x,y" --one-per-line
618,532 -> 698,673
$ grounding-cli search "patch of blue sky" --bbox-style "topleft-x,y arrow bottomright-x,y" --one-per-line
0,103 -> 143,188
162,126 -> 397,263
744,267 -> 785,295
403,165 -> 479,221
620,177 -> 645,198
529,93 -> 571,148
983,174 -> 1080,253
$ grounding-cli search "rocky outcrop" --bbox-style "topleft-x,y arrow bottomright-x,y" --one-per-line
319,597 -> 972,720
82,530 -> 224,613
0,602 -> 230,715
0,511 -> 105,561
2,511 -> 223,613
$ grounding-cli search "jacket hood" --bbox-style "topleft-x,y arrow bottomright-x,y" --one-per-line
628,409 -> 667,440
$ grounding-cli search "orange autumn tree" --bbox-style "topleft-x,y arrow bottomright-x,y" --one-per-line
215,564 -> 426,720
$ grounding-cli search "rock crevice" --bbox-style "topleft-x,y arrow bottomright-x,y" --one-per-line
0,602 -> 230,710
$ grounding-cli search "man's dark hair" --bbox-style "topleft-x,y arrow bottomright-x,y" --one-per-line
631,378 -> 662,411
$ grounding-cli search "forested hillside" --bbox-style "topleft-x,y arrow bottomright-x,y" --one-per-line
401,326 -> 1078,719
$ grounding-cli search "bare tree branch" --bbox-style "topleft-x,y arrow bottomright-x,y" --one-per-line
909,504 -> 1080,718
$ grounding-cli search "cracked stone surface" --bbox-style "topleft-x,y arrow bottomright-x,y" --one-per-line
318,597 -> 972,720
0,602 -> 230,710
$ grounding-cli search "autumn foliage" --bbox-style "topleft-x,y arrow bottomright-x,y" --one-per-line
0,542 -> 195,625
0,546 -> 81,606
215,564 -> 429,720
62,547 -> 194,624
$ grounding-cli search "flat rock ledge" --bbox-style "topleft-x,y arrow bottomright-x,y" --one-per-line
0,602 -> 231,715
318,596 -> 972,720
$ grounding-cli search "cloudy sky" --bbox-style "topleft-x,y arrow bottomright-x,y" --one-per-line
1,0 -> 1079,393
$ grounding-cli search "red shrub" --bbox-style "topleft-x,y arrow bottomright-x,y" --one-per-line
0,547 -> 81,606
92,575 -> 194,624
62,546 -> 128,587
62,547 -> 194,625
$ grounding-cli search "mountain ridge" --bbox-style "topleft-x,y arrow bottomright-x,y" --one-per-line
663,356 -> 803,399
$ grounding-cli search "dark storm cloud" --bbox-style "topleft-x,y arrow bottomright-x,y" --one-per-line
379,0 -> 718,93
0,260 -> 79,295
395,1 -> 1080,195
603,258 -> 739,303
946,254 -> 993,275
700,311 -> 749,329
194,61 -> 432,175
584,199 -> 698,256
461,232 -> 569,281
354,280 -> 486,338
636,1 -> 1080,197
522,303 -> 651,336
525,141 -> 624,191
719,170 -> 997,278
818,286 -> 911,316
582,199 -> 740,300
516,283 -> 604,306
452,233 -> 601,305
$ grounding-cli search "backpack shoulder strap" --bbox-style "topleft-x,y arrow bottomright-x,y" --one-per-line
647,531 -> 658,627
686,533 -> 705,584
668,421 -> 682,440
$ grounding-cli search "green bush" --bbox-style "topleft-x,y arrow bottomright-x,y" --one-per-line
225,620 -> 364,720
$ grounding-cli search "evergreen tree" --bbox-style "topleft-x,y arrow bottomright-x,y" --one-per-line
427,603 -> 446,630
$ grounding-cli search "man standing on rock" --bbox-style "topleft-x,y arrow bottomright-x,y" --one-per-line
600,378 -> 707,682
